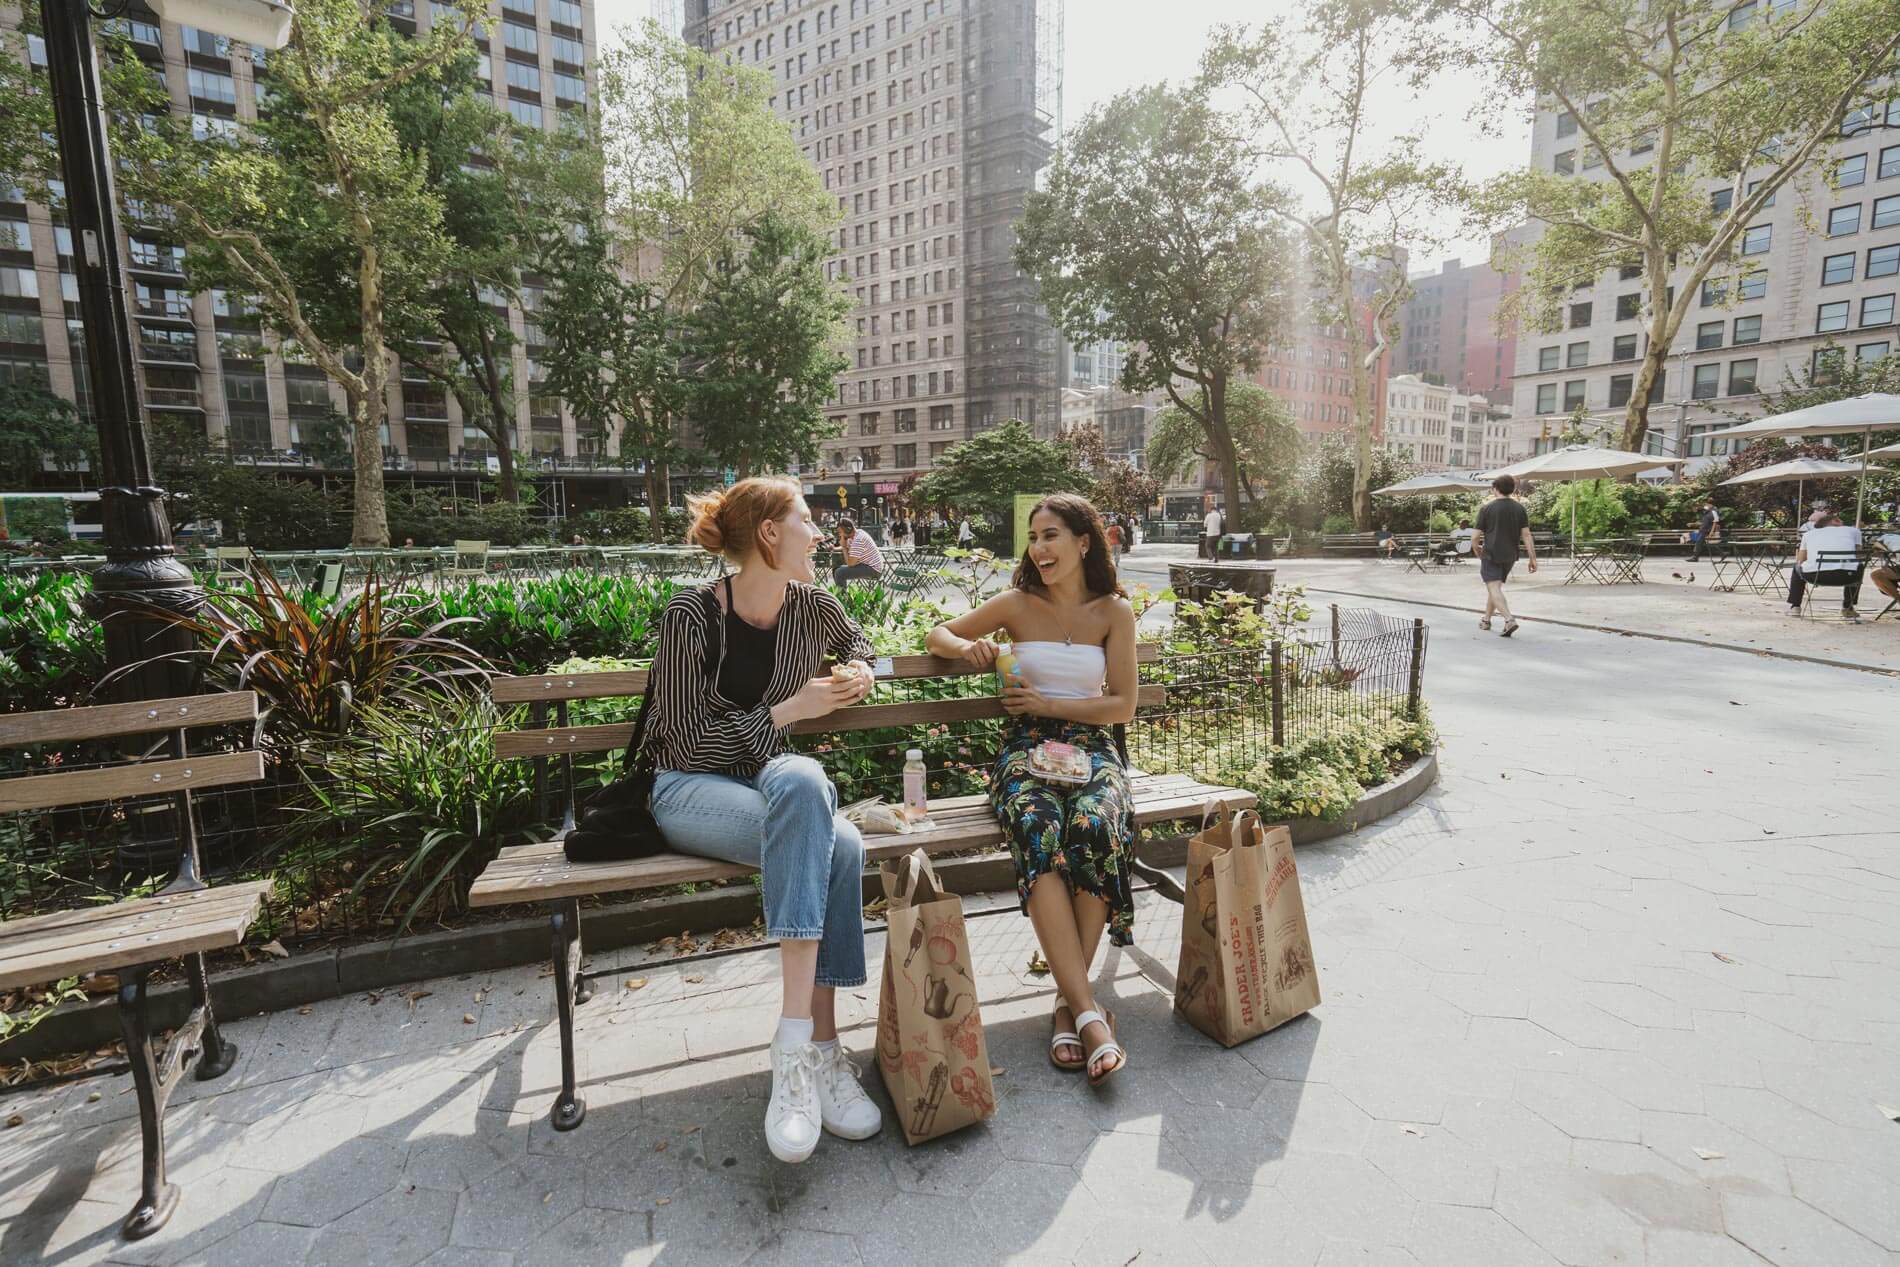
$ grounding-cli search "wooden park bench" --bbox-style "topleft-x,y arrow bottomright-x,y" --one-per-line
0,692 -> 270,1241
467,642 -> 1254,1131
1320,532 -> 1381,556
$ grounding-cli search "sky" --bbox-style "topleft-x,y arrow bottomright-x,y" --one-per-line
595,0 -> 1532,269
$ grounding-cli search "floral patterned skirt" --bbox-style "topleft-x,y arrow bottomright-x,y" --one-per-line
988,718 -> 1136,946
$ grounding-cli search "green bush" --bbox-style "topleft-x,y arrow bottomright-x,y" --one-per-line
1426,510 -> 1455,535
0,572 -> 106,714
555,505 -> 692,544
1320,512 -> 1357,535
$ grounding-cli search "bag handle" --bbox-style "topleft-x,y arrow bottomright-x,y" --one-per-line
882,848 -> 948,908
1230,806 -> 1265,849
1197,797 -> 1236,834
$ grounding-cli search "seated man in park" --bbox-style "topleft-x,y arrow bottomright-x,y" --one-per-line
1375,524 -> 1398,558
1786,513 -> 1863,619
1434,520 -> 1475,563
832,517 -> 886,585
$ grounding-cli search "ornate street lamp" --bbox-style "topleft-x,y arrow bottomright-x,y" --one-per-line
38,0 -> 292,881
848,451 -> 864,514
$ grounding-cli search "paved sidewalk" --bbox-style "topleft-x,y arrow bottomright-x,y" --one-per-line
2,596 -> 1898,1266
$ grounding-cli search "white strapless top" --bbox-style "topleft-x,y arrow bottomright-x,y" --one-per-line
1011,641 -> 1106,699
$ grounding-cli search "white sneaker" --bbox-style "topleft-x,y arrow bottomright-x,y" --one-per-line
765,1039 -> 824,1163
815,1044 -> 883,1140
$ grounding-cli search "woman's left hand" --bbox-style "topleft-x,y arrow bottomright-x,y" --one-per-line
841,659 -> 876,704
1002,682 -> 1052,717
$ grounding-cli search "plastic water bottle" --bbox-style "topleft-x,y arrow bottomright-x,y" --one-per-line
902,749 -> 928,814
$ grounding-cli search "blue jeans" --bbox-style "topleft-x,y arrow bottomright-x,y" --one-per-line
650,754 -> 867,988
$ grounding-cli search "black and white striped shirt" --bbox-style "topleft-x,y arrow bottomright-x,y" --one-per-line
645,581 -> 874,778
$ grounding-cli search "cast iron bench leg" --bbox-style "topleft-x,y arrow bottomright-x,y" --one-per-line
548,897 -> 587,1131
117,966 -> 179,1240
187,951 -> 238,1081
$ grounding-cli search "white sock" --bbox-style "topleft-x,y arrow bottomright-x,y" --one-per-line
812,1037 -> 839,1057
775,1016 -> 815,1050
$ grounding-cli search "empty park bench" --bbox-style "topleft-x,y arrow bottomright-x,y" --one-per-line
1320,533 -> 1381,556
467,643 -> 1255,1130
0,692 -> 270,1241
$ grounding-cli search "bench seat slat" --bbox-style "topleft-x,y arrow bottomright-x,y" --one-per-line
494,686 -> 1171,757
0,751 -> 266,815
0,692 -> 258,749
0,880 -> 272,992
0,882 -> 265,938
468,775 -> 1253,908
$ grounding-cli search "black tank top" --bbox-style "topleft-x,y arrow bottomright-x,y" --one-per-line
716,577 -> 780,708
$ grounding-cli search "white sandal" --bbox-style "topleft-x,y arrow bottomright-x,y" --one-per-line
1048,994 -> 1084,1071
1073,1008 -> 1126,1087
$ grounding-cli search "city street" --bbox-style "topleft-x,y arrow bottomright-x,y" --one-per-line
3,571 -> 1896,1266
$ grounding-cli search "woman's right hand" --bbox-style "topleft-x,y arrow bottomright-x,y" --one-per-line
953,636 -> 999,669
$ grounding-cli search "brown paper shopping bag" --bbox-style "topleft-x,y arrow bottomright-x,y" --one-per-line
876,849 -> 997,1144
1174,802 -> 1321,1046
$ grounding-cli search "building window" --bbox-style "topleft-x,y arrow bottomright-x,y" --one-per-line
1608,374 -> 1633,407
1537,345 -> 1559,371
1535,383 -> 1557,414
1817,300 -> 1850,332
1822,252 -> 1856,285
1737,272 -> 1767,301
505,61 -> 541,93
1553,150 -> 1575,175
1874,194 -> 1900,230
1696,320 -> 1724,350
1880,143 -> 1900,181
1615,293 -> 1641,321
1837,154 -> 1868,188
1691,364 -> 1720,399
1856,340 -> 1892,364
1869,244 -> 1900,278
1612,333 -> 1638,361
1864,294 -> 1895,326
1812,347 -> 1843,384
893,443 -> 916,467
1732,314 -> 1762,345
1741,224 -> 1772,255
1728,359 -> 1758,395
1562,379 -> 1585,410
1701,279 -> 1727,307
1710,188 -> 1732,215
1568,302 -> 1592,328
508,99 -> 543,128
1828,205 -> 1861,236
1566,340 -> 1589,367
1555,110 -> 1577,137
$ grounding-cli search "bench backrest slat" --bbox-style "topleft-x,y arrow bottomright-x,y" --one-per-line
0,750 -> 265,815
0,691 -> 258,749
493,684 -> 1171,759
492,643 -> 1161,705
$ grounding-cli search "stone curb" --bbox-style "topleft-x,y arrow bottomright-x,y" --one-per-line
0,752 -> 1437,1063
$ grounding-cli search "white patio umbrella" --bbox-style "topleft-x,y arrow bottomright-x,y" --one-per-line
1481,446 -> 1681,546
1718,458 -> 1865,526
1865,440 -> 1900,459
1372,473 -> 1492,497
1708,393 -> 1900,525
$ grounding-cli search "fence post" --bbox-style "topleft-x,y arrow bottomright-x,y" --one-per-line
1330,604 -> 1341,671
1270,640 -> 1285,747
1406,618 -> 1426,720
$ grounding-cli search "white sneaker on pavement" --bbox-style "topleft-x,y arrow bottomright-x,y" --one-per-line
765,1038 -> 824,1163
815,1044 -> 883,1140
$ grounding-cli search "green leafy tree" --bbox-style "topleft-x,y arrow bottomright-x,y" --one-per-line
1202,10 -> 1450,528
910,420 -> 1090,539
1015,82 -> 1293,517
385,45 -> 532,501
685,213 -> 850,480
0,373 -> 96,485
1756,345 -> 1900,421
1429,0 -> 1900,451
1147,382 -> 1302,509
1056,423 -> 1162,523
114,0 -> 487,546
1293,433 -> 1420,530
0,21 -> 54,204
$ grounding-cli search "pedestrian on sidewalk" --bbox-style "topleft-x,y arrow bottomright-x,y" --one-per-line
1201,504 -> 1224,559
647,479 -> 884,1163
1474,474 -> 1536,636
1686,500 -> 1719,562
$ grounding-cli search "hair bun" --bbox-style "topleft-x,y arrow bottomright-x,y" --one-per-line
686,489 -> 727,553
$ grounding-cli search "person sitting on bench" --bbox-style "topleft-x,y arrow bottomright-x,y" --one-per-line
831,517 -> 886,585
1376,524 -> 1398,558
648,478 -> 884,1164
1435,520 -> 1474,564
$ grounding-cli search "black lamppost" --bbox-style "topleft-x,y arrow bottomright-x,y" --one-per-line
848,451 -> 864,520
39,0 -> 291,867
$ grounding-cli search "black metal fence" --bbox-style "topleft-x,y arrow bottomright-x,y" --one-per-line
0,607 -> 1429,951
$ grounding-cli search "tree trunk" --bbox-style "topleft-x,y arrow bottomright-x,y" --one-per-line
1622,318 -> 1669,452
475,312 -> 519,502
646,460 -> 670,542
492,435 -> 519,504
1206,374 -> 1244,525
1347,307 -> 1377,530
347,384 -> 390,547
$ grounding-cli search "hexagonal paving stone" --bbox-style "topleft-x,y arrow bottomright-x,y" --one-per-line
303,1184 -> 458,1267
449,1157 -> 584,1253
743,1229 -> 865,1267
1404,1203 -> 1561,1267
1787,1158 -> 1900,1251
1492,1164 -> 1647,1266
1721,1191 -> 1889,1267
969,1158 -> 1106,1263
853,1190 -> 998,1267
1513,1072 -> 1640,1143
1361,1122 -> 1498,1208
887,1125 -> 1006,1198
1271,1151 -> 1414,1247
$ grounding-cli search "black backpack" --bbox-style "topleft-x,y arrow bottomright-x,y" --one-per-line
562,585 -> 722,863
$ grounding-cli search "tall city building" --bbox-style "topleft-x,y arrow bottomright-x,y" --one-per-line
1251,263 -> 1394,446
1,0 -> 602,506
1396,230 -> 1526,397
1066,335 -> 1124,390
1511,96 -> 1900,463
681,0 -> 1064,505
